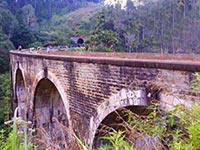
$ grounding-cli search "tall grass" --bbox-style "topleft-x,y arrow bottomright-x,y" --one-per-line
74,102 -> 200,150
1,107 -> 36,150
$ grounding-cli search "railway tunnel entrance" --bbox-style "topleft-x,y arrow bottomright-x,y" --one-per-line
33,78 -> 69,148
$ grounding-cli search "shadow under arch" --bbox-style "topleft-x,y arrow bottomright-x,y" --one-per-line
29,70 -> 71,148
33,78 -> 68,129
15,68 -> 27,119
92,106 -> 150,149
29,71 -> 70,123
32,77 -> 70,148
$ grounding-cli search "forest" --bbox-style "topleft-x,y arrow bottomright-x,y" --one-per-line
0,0 -> 200,72
0,0 -> 200,133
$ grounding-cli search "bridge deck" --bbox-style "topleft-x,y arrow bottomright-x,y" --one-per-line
10,50 -> 200,72
11,50 -> 200,61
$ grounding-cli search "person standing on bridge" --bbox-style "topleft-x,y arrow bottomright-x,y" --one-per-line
18,45 -> 22,51
47,46 -> 50,53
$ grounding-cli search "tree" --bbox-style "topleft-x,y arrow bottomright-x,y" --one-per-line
0,73 -> 11,128
0,6 -> 16,38
11,25 -> 37,48
16,4 -> 37,28
0,27 -> 14,73
11,4 -> 38,48
87,11 -> 119,51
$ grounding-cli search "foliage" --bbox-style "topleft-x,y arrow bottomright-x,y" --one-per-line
85,101 -> 199,150
89,73 -> 200,150
168,103 -> 200,150
0,27 -> 14,73
168,73 -> 200,150
1,0 -> 200,53
11,25 -> 37,48
1,108 -> 36,150
88,29 -> 119,51
192,72 -> 200,91
74,89 -> 200,150
87,11 -> 119,51
74,129 -> 134,150
0,72 -> 11,129
100,130 -> 134,150
0,3 -> 14,73
74,133 -> 90,150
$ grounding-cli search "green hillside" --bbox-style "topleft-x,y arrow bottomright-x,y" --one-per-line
47,2 -> 103,45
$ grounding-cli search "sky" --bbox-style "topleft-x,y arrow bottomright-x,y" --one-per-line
104,0 -> 144,9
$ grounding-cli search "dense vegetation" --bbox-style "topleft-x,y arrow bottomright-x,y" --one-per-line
0,73 -> 10,129
90,0 -> 200,52
1,99 -> 200,150
90,102 -> 200,150
0,0 -> 200,52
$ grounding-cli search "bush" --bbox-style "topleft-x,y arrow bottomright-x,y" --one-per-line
1,108 -> 36,150
0,72 -> 11,129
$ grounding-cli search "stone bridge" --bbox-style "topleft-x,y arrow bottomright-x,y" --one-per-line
10,51 -> 200,149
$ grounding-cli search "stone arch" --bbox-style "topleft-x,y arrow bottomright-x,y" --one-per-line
93,106 -> 150,149
29,70 -> 71,146
12,62 -> 26,103
88,88 -> 149,147
29,70 -> 70,123
33,78 -> 69,142
15,68 -> 27,119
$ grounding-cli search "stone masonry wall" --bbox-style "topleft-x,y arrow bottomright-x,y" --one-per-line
10,51 -> 200,147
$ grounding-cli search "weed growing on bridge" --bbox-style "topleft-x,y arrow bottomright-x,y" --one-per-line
92,104 -> 170,150
192,73 -> 200,91
169,103 -> 200,150
99,130 -> 134,150
30,116 -> 80,150
86,101 -> 200,150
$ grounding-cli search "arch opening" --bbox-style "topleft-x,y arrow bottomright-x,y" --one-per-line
33,78 -> 69,148
89,86 -> 162,148
15,69 -> 26,119
92,106 -> 151,149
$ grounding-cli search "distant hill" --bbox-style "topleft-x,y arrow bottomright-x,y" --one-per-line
4,0 -> 102,20
41,2 -> 103,46
50,2 -> 103,33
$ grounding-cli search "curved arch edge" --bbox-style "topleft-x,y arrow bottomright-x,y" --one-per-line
12,63 -> 26,100
88,88 -> 148,146
29,70 -> 71,125
12,64 -> 27,117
